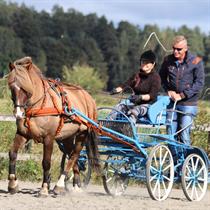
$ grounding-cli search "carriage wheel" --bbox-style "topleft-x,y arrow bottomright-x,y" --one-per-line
102,155 -> 129,196
181,153 -> 208,201
146,144 -> 174,201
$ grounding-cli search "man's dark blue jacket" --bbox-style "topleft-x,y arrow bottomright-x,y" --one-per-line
159,51 -> 205,106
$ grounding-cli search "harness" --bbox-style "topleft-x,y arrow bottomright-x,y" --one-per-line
25,79 -> 77,136
20,79 -> 141,154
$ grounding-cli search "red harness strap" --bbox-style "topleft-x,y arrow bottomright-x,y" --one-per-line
24,80 -> 139,153
25,79 -> 70,136
26,107 -> 63,116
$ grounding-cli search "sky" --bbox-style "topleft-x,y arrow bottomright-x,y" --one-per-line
7,0 -> 210,34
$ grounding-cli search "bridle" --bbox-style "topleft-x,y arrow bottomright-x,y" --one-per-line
10,78 -> 49,118
14,92 -> 47,111
8,65 -> 72,136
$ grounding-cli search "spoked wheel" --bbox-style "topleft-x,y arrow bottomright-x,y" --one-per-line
181,153 -> 208,201
146,144 -> 174,201
102,155 -> 129,196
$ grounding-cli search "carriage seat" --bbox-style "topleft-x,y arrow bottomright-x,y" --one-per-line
137,96 -> 170,125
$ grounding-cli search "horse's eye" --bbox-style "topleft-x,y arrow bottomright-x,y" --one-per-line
27,92 -> 32,98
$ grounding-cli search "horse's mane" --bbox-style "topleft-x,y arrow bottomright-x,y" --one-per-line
14,57 -> 43,77
8,57 -> 44,95
9,57 -> 88,94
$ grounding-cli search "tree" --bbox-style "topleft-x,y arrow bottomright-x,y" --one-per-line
81,37 -> 107,81
203,36 -> 210,71
62,65 -> 105,94
41,37 -> 67,78
0,1 -> 209,92
116,21 -> 141,83
93,17 -> 120,90
11,5 -> 42,62
0,26 -> 23,76
178,25 -> 205,56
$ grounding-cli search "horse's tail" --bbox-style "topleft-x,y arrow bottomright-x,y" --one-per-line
86,128 -> 101,174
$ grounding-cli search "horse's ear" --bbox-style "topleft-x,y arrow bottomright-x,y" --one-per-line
9,62 -> 15,71
22,57 -> 32,70
14,57 -> 32,71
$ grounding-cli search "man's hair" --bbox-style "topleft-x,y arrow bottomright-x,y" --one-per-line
173,35 -> 188,46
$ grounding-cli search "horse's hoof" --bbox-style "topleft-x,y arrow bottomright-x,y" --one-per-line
72,185 -> 83,193
53,185 -> 67,195
8,185 -> 19,194
38,192 -> 48,198
38,189 -> 49,197
38,183 -> 49,197
8,177 -> 19,194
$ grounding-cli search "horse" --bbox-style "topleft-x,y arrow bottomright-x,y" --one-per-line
7,57 -> 100,196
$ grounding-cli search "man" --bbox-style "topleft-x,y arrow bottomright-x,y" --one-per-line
159,35 -> 205,145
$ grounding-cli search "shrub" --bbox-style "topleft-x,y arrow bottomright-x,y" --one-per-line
16,159 -> 42,182
0,122 -> 16,152
0,157 -> 8,179
192,100 -> 210,153
62,65 -> 105,94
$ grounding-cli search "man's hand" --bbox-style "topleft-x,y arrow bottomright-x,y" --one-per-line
168,91 -> 182,101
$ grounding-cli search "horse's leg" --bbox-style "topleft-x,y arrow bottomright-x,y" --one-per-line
8,133 -> 27,194
53,139 -> 83,195
72,162 -> 82,192
60,153 -> 66,174
39,135 -> 54,197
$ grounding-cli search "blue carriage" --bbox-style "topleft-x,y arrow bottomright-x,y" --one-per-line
65,95 -> 210,201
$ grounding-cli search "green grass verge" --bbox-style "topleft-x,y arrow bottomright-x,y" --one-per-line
0,95 -> 209,182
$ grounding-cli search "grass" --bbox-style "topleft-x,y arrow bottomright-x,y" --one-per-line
93,91 -> 120,107
0,92 -> 209,182
198,100 -> 210,113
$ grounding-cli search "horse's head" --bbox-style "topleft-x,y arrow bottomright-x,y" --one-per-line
8,57 -> 34,119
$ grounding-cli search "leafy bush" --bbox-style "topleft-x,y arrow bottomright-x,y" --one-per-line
0,158 -> 43,182
192,100 -> 210,152
62,65 -> 105,94
0,158 -> 42,181
0,157 -> 8,179
16,159 -> 42,182
0,78 -> 10,99
0,122 -> 16,152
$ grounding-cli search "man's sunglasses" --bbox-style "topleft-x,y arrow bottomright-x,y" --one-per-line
173,47 -> 183,51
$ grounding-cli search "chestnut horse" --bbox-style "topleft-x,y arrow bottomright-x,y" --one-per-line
7,57 -> 100,196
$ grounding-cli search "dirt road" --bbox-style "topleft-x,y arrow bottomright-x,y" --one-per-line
0,180 -> 209,210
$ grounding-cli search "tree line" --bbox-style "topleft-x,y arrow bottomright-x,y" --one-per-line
0,0 -> 210,91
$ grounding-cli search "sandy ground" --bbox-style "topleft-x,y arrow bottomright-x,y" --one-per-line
0,180 -> 209,210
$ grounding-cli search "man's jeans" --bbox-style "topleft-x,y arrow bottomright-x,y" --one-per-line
166,104 -> 198,145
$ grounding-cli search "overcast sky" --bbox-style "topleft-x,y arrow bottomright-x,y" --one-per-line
7,0 -> 210,34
